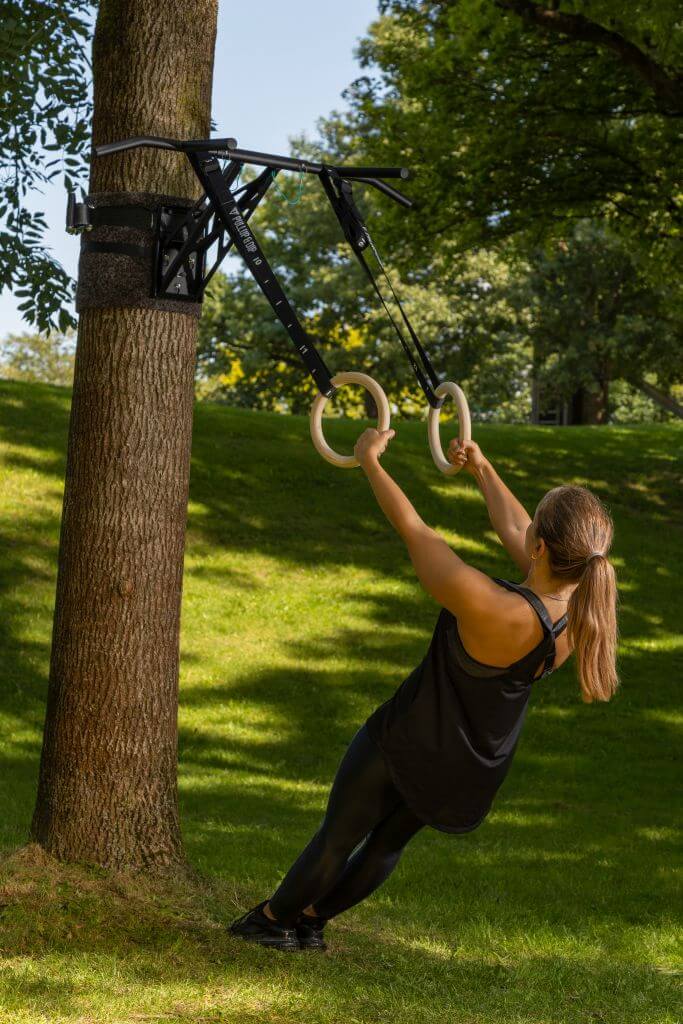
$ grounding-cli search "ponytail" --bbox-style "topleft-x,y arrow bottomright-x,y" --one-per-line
567,555 -> 619,703
534,485 -> 620,703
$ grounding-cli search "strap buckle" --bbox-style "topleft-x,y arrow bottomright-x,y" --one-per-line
66,190 -> 94,234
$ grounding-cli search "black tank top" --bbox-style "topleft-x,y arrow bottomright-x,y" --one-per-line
365,578 -> 568,834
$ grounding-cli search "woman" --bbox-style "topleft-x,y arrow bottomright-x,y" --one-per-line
230,430 -> 619,952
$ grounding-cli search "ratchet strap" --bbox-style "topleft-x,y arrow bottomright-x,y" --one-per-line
320,169 -> 443,409
190,150 -> 336,398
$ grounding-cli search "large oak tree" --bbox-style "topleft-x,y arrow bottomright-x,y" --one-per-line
30,0 -> 219,869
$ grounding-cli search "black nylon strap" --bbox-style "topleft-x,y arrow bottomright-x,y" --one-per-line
89,205 -> 156,231
321,169 -> 443,409
200,166 -> 276,291
82,240 -> 150,260
358,236 -> 442,407
191,151 -> 335,398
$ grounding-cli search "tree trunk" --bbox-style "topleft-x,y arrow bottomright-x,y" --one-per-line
30,0 -> 218,870
571,383 -> 608,424
363,387 -> 378,420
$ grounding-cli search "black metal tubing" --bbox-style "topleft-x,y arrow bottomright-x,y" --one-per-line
88,134 -> 423,398
95,136 -> 181,156
351,176 -> 413,209
156,160 -> 243,296
334,166 -> 410,180
93,136 -> 412,201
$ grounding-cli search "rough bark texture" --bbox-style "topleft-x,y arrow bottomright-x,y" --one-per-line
31,0 -> 218,869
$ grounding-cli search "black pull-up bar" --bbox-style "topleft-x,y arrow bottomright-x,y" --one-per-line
93,136 -> 413,208
76,132 -> 426,403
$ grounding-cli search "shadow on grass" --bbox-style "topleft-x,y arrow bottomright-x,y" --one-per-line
0,842 -> 679,1024
0,380 -> 681,1020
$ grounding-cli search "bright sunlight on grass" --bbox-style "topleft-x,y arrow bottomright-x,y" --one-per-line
0,379 -> 681,1023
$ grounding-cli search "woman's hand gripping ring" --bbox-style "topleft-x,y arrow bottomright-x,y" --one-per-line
310,372 -> 391,468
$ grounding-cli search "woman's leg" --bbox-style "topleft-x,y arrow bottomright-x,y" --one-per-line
267,724 -> 403,925
313,800 -> 424,920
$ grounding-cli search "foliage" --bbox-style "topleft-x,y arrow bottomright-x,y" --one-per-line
609,378 -> 673,423
1,378 -> 681,1022
197,134 -> 532,421
520,221 -> 682,415
0,329 -> 76,386
345,1 -> 682,290
0,0 -> 92,332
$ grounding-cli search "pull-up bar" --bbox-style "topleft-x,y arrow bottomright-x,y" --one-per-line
70,133 -> 471,473
93,136 -> 413,209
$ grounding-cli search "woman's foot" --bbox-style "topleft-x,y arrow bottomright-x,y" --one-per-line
229,900 -> 300,951
295,909 -> 329,951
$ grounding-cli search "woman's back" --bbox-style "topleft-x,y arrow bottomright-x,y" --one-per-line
365,578 -> 568,834
455,579 -> 572,678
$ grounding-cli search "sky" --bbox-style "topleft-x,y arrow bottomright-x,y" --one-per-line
1,0 -> 380,337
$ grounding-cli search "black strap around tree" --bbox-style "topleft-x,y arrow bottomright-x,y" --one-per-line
190,150 -> 336,398
320,169 -> 444,409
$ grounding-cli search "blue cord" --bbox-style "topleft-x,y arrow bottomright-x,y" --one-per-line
270,167 -> 305,206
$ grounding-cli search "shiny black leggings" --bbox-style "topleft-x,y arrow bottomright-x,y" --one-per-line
268,724 -> 425,926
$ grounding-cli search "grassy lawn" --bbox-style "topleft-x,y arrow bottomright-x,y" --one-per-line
0,378 -> 681,1024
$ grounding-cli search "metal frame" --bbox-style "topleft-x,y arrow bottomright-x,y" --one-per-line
69,134 -> 436,401
75,135 -> 411,306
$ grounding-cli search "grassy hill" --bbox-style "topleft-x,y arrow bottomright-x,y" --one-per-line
0,378 -> 681,1024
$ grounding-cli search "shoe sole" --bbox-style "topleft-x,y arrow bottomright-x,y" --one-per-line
230,928 -> 300,952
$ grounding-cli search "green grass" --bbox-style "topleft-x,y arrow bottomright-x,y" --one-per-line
0,378 -> 681,1024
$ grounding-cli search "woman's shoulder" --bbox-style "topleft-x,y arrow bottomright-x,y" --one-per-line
449,576 -> 551,669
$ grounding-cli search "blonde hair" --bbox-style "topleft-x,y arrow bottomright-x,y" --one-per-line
534,486 -> 619,703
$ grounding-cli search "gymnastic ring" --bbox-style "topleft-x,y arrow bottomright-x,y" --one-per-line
427,381 -> 472,475
310,372 -> 391,469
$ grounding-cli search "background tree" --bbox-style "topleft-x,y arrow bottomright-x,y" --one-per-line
30,0 -> 219,870
346,1 -> 681,272
0,329 -> 76,386
523,222 -> 683,421
0,0 -> 92,331
197,132 -> 531,421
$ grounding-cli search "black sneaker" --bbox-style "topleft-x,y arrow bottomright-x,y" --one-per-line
229,900 -> 300,951
295,911 -> 328,951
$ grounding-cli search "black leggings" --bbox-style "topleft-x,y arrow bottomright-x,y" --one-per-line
268,724 -> 425,925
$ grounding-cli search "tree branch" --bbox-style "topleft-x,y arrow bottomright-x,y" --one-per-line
627,379 -> 683,419
496,1 -> 683,113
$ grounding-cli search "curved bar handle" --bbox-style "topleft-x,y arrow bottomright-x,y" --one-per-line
310,372 -> 391,469
349,176 -> 413,209
427,381 -> 472,475
94,136 -> 184,157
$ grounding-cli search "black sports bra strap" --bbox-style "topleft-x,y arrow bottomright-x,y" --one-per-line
493,578 -> 561,677
553,614 -> 568,638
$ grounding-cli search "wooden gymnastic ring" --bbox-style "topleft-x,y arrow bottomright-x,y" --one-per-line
427,381 -> 472,475
310,371 -> 391,469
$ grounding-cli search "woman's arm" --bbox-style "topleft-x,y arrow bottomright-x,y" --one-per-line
448,439 -> 532,573
354,429 -> 499,617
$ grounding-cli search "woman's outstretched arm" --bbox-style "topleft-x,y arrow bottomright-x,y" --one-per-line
354,428 -> 424,541
448,439 -> 532,573
354,429 -> 498,618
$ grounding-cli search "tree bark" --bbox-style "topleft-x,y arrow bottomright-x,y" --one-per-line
30,0 -> 218,870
